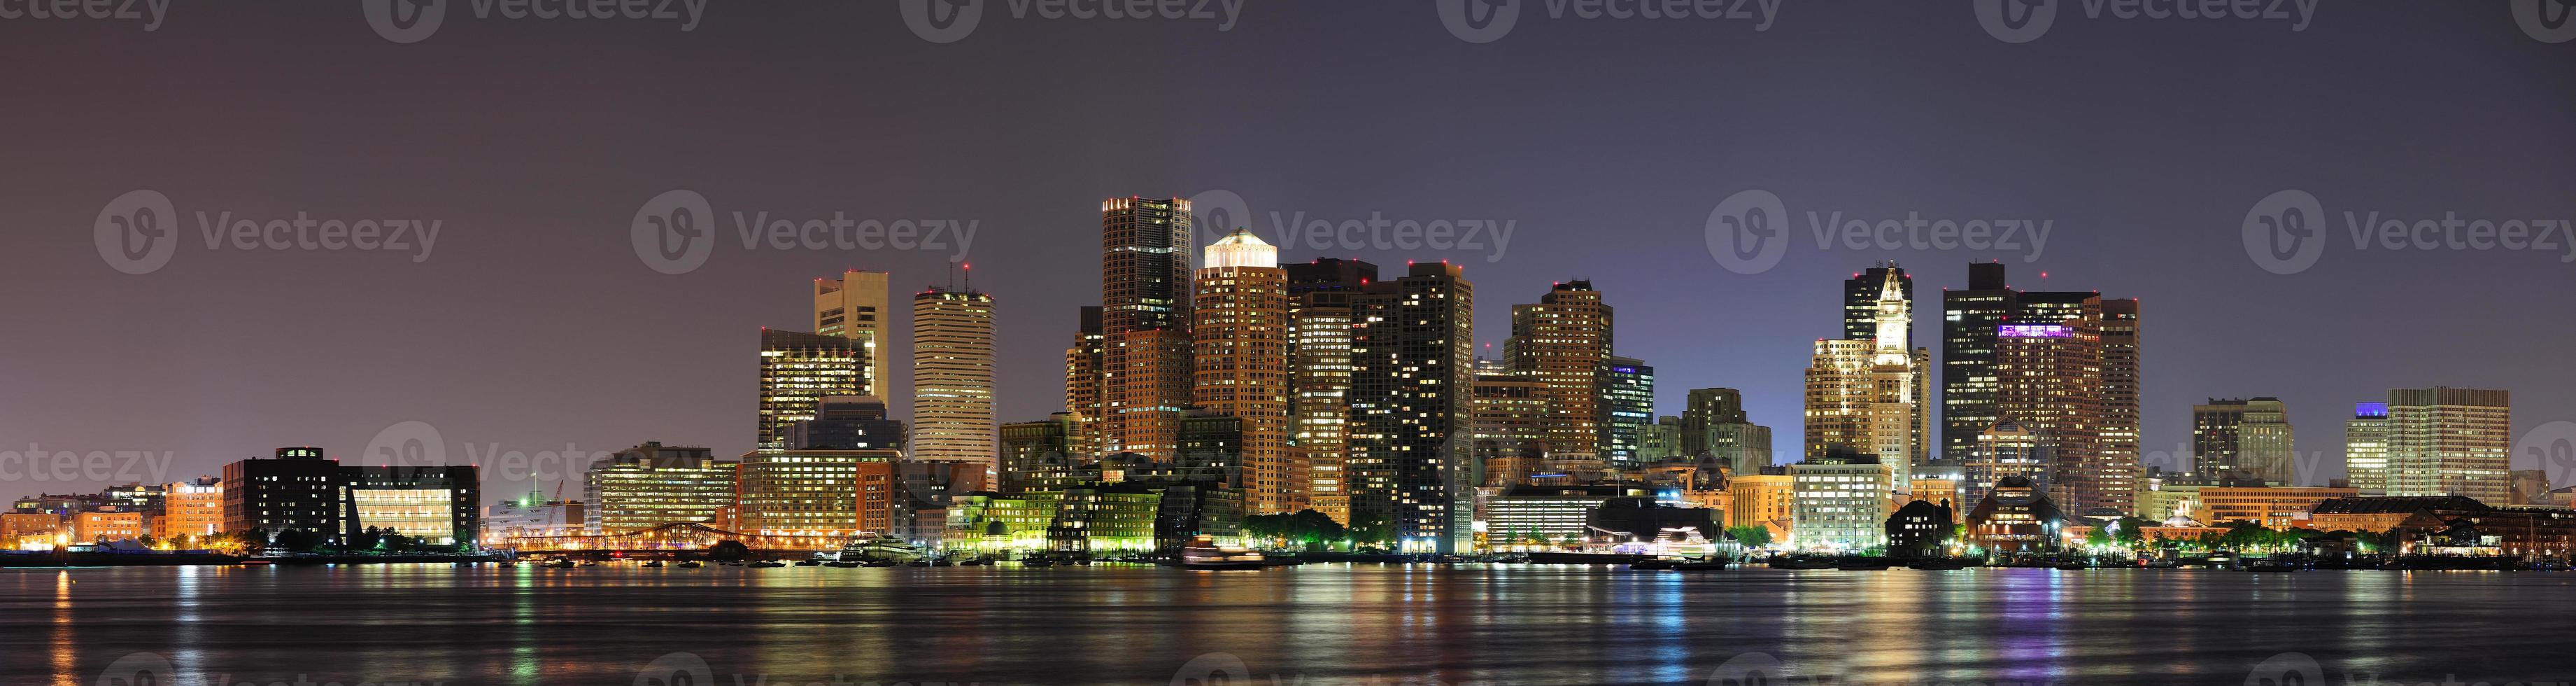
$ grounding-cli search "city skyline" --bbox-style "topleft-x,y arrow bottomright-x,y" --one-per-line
6,3 -> 2572,507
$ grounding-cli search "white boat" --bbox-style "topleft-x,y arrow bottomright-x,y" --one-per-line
840,535 -> 928,563
1178,536 -> 1266,570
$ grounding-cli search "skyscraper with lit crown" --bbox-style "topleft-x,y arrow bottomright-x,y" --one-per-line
1805,267 -> 1927,493
814,270 -> 893,400
912,282 -> 996,468
1193,229 -> 1294,514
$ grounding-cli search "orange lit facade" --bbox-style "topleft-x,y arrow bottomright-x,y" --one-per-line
1193,230 -> 1294,514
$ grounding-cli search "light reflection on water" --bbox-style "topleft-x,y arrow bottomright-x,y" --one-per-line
6,565 -> 2573,685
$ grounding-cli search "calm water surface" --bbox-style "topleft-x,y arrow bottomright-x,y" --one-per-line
7,564 -> 2573,685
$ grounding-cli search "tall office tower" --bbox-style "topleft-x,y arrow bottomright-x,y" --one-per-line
2094,299 -> 2142,505
2344,402 -> 2392,495
1595,356 -> 1655,466
814,270 -> 893,399
1939,263 -> 2115,463
1994,321 -> 2105,512
2385,387 -> 2512,503
1506,281 -> 1613,464
1843,264 -> 1914,342
758,329 -> 866,450
1063,306 -> 1105,457
1192,229 -> 1294,514
1471,364 -> 1548,486
1000,413 -> 1083,493
912,285 -> 997,467
1804,270 -> 1926,492
1285,258 -> 1377,524
1967,420 -> 2053,510
1683,388 -> 1773,477
2193,397 -> 2296,484
1100,197 -> 1196,461
1347,262 -> 1475,553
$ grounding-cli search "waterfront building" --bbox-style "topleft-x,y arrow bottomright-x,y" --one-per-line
73,510 -> 145,542
2197,486 -> 2360,529
2136,470 -> 2208,521
735,448 -> 902,537
858,460 -> 988,544
1175,413 -> 1246,486
1347,262 -> 1476,553
1486,484 -> 1652,550
1885,500 -> 1955,559
2345,402 -> 2393,495
1285,258 -> 1376,525
1729,474 -> 1794,531
1000,414 -> 1084,493
221,447 -> 349,545
345,465 -> 481,548
483,492 -> 584,542
583,442 -> 737,536
2384,387 -> 2512,503
1,512 -> 65,549
1962,475 -> 2070,554
1506,280 -> 1612,465
1967,420 -> 2052,511
1790,451 -> 1895,552
1585,496 -> 1719,549
912,285 -> 998,467
1192,230 -> 1295,514
155,477 -> 224,541
813,270 -> 893,399
759,329 -> 866,450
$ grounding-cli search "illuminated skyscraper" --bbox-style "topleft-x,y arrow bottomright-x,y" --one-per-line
1099,197 -> 1195,460
758,329 -> 865,450
1348,262 -> 1475,553
912,284 -> 997,467
1285,258 -> 1375,524
2193,397 -> 2293,485
1941,264 -> 2127,466
1192,229 -> 1294,514
1805,268 -> 1927,491
1995,321 -> 2107,512
814,270 -> 893,399
1506,281 -> 1612,465
1063,306 -> 1105,457
1683,388 -> 1774,478
2385,387 -> 2512,502
1595,356 -> 1654,466
2345,402 -> 2392,495
1471,363 -> 1548,486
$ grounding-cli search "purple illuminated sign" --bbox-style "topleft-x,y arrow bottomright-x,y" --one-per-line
2356,402 -> 2389,418
1997,324 -> 2072,338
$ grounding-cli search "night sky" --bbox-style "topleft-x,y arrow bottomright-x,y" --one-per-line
4,1 -> 2570,503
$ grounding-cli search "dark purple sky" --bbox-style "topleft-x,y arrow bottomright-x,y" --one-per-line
5,1 -> 2570,503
